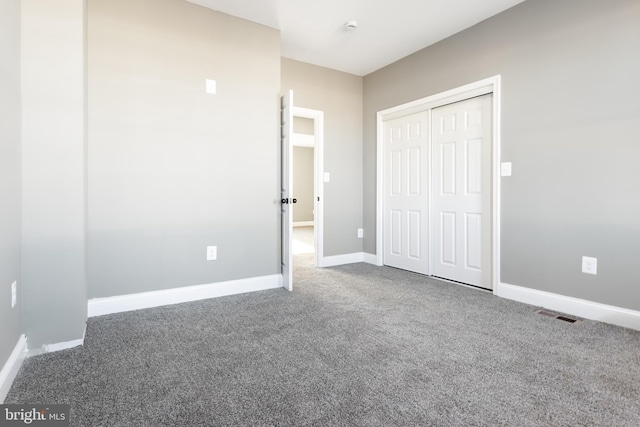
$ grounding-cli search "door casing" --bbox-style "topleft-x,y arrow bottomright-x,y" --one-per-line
375,76 -> 502,295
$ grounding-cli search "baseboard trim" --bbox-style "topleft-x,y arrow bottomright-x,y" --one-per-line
319,252 -> 364,267
497,282 -> 640,331
293,221 -> 314,227
88,274 -> 283,317
363,253 -> 380,266
0,335 -> 27,403
26,338 -> 85,358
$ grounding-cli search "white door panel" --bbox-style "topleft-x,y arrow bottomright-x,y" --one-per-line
281,90 -> 294,291
391,209 -> 402,256
440,211 -> 457,266
432,95 -> 492,289
383,112 -> 430,275
466,139 -> 482,194
408,210 -> 422,259
466,213 -> 483,270
441,142 -> 456,194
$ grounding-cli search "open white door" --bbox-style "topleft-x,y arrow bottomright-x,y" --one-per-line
281,90 -> 294,291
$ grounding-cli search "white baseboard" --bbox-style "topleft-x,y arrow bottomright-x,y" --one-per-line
293,221 -> 314,227
363,253 -> 381,266
319,252 -> 382,268
28,323 -> 86,357
497,282 -> 640,331
88,274 -> 283,317
27,339 -> 84,358
319,252 -> 365,267
0,335 -> 27,403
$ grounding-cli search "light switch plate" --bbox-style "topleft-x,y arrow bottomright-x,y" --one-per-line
501,162 -> 512,177
323,172 -> 330,183
582,256 -> 597,275
357,228 -> 363,238
206,79 -> 217,95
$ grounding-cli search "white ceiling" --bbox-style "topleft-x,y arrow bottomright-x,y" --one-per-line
186,0 -> 526,76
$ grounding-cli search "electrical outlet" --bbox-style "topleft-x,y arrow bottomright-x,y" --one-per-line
582,256 -> 597,275
11,281 -> 17,308
207,246 -> 217,261
357,228 -> 363,238
206,79 -> 216,95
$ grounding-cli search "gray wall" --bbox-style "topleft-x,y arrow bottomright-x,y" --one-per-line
363,0 -> 640,310
293,147 -> 314,223
0,0 -> 23,364
21,0 -> 87,350
282,58 -> 363,256
88,0 -> 281,298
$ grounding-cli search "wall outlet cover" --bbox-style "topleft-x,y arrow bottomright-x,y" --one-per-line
357,228 -> 364,238
11,281 -> 17,308
582,256 -> 597,275
207,246 -> 217,261
206,79 -> 217,95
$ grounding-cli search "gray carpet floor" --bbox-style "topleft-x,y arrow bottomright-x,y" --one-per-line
7,254 -> 640,426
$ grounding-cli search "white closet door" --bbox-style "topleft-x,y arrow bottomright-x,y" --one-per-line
432,95 -> 492,289
383,111 -> 430,275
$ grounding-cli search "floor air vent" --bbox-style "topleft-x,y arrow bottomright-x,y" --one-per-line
556,316 -> 578,323
535,309 -> 581,324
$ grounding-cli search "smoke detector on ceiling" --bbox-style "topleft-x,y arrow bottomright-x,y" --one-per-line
344,21 -> 358,31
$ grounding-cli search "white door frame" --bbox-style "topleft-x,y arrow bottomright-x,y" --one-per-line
375,76 -> 502,295
292,106 -> 324,268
